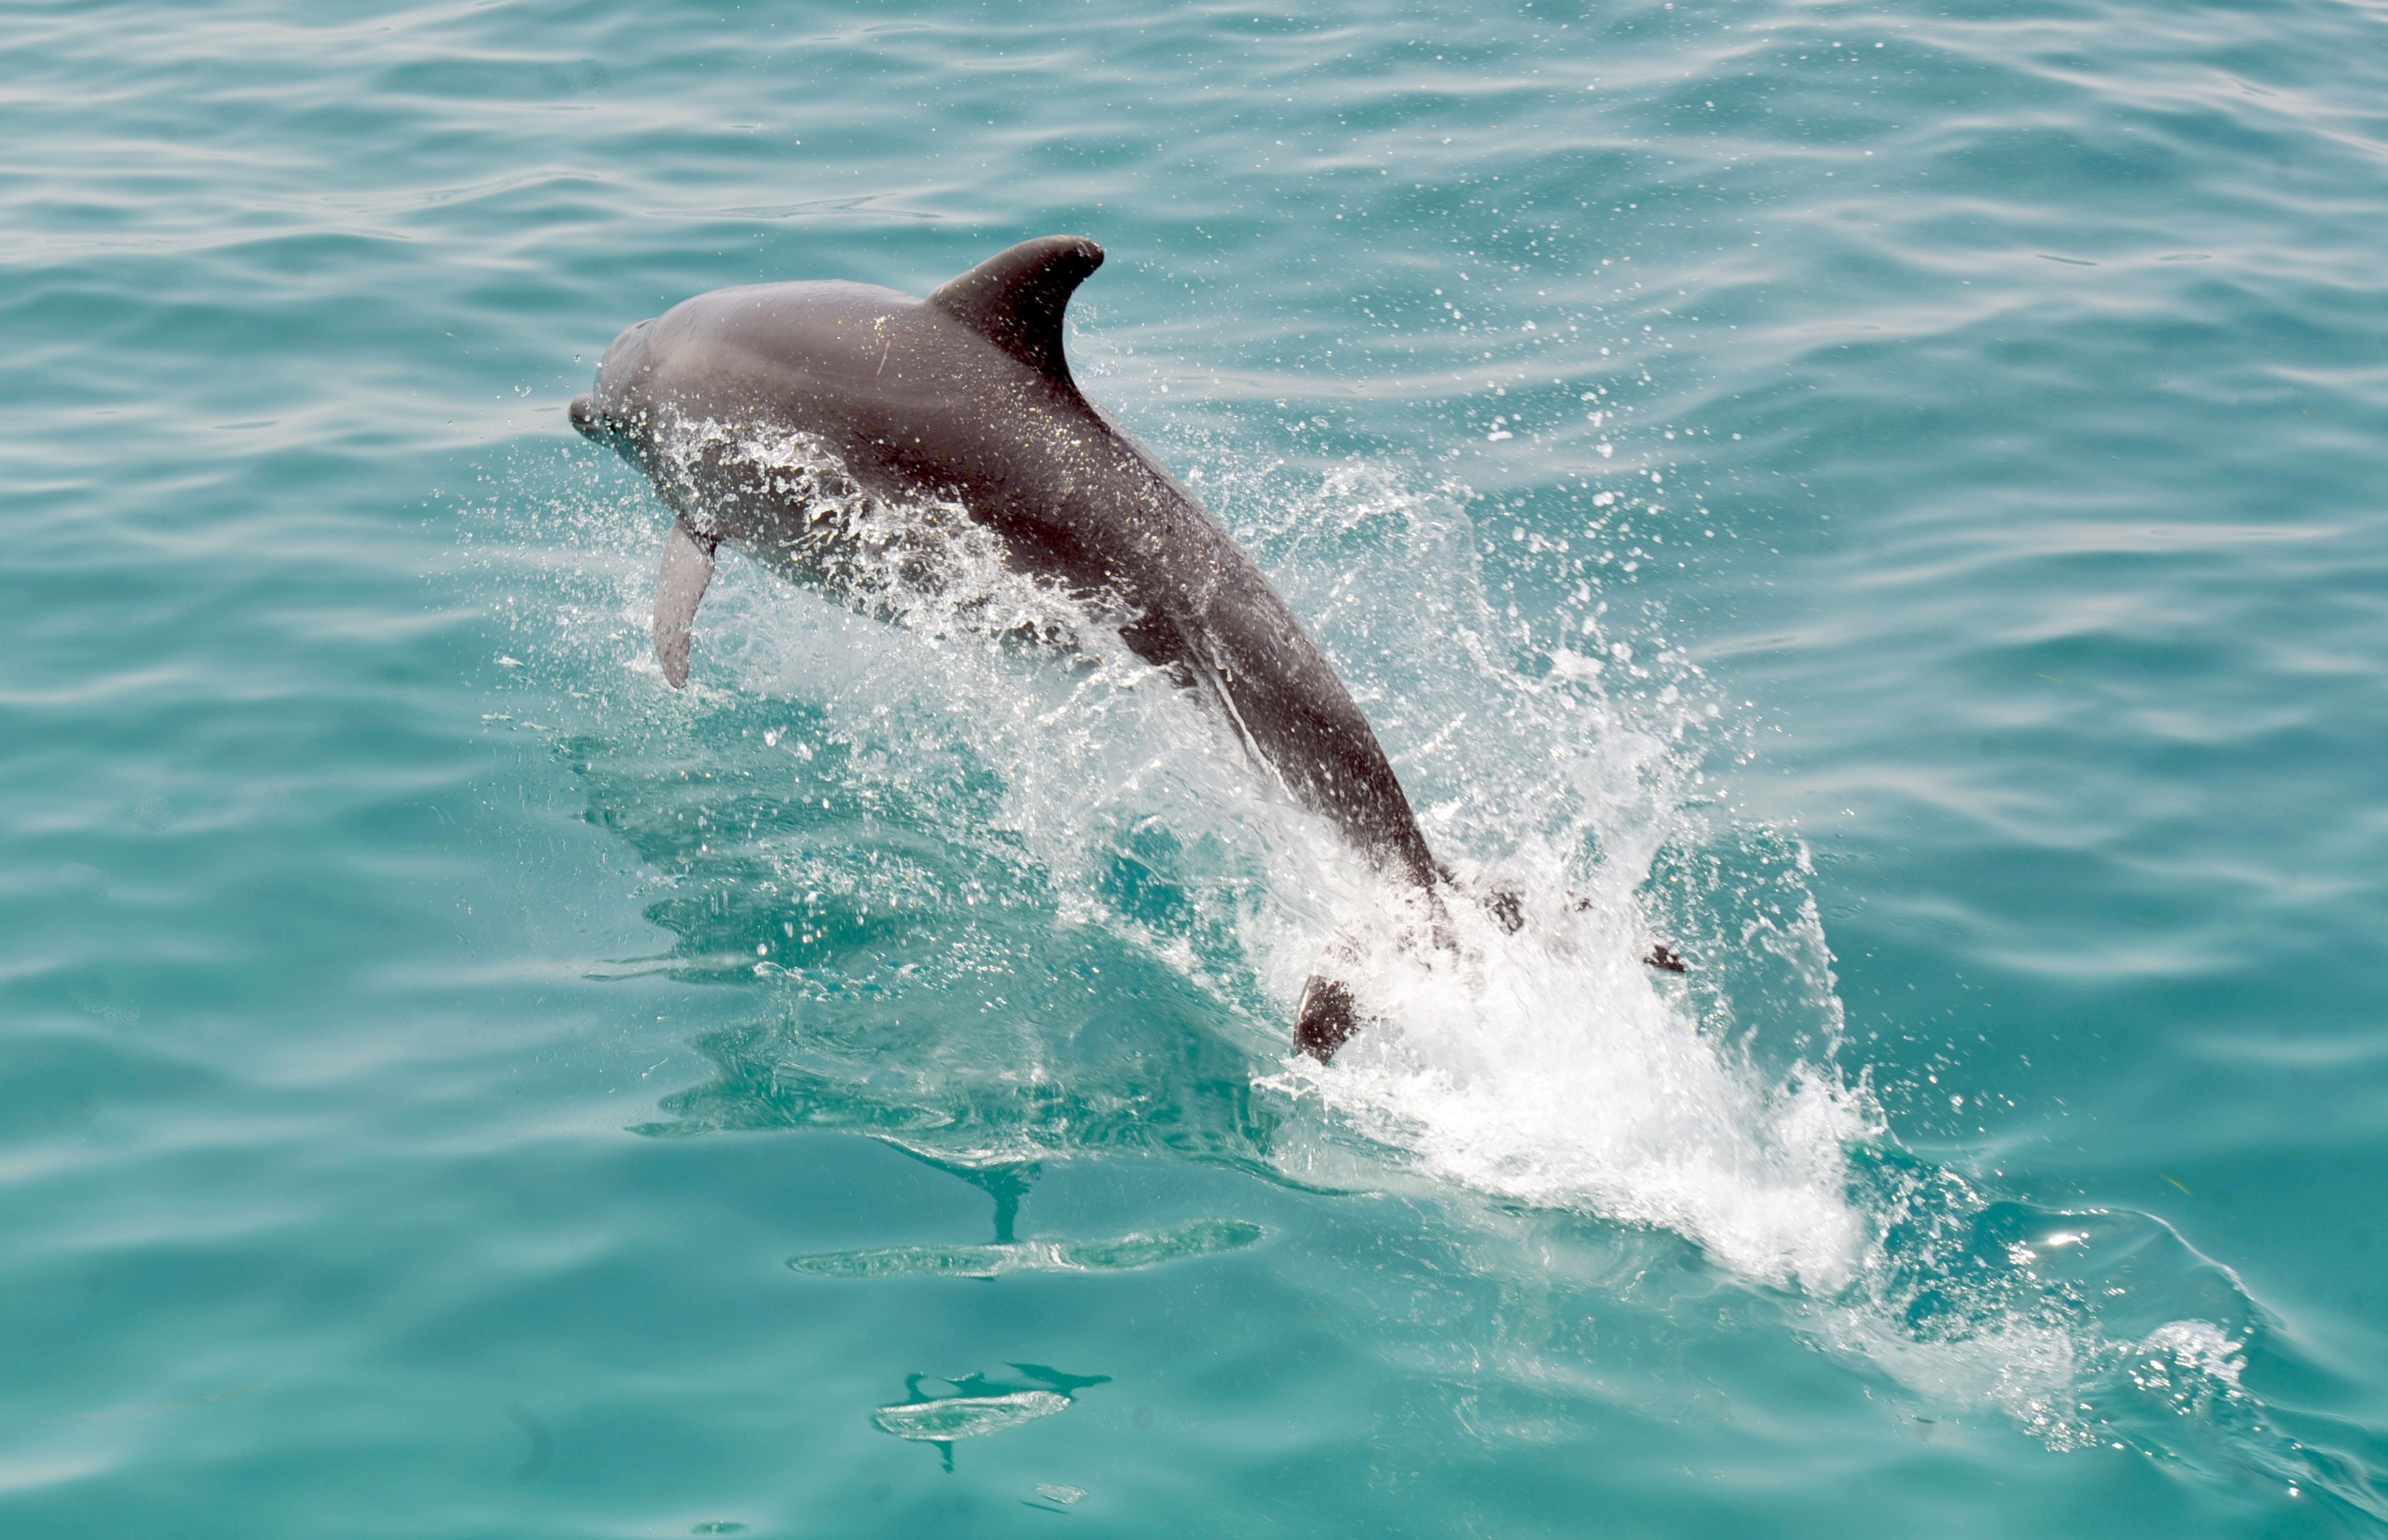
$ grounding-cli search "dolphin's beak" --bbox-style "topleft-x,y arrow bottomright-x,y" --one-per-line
568,394 -> 605,440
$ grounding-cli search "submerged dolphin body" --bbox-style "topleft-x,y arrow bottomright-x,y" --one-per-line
569,236 -> 1440,1056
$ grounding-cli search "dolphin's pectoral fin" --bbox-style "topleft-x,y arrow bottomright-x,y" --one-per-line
654,517 -> 719,690
926,235 -> 1104,388
1295,975 -> 1365,1063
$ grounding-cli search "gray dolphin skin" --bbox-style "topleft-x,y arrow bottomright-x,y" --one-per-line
569,236 -> 1436,1058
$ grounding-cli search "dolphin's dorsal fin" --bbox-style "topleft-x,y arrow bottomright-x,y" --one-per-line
927,235 -> 1104,388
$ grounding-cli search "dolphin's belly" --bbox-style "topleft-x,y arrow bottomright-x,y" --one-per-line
653,409 -> 1127,671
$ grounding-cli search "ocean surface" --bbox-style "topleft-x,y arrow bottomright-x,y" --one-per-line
6,0 -> 2387,1533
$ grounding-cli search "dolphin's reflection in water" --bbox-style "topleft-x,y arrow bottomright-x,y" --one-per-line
783,1145 -> 1266,1278
870,1365 -> 1113,1472
790,1214 -> 1266,1281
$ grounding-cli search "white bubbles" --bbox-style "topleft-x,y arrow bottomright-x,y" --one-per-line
1828,1305 -> 2087,1436
2140,1319 -> 2246,1389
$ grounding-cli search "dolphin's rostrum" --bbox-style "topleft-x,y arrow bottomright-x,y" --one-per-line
572,237 -> 1470,1058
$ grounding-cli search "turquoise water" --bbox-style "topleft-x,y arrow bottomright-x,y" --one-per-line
7,0 -> 2387,1531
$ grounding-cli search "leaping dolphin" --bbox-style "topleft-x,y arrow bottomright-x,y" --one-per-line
569,236 -> 1627,1060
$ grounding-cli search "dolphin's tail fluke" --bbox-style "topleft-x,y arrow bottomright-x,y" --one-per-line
655,515 -> 718,689
1295,974 -> 1364,1062
1292,880 -> 1692,1063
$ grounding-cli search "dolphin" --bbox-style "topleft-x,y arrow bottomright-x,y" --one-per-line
570,236 -> 1450,1057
